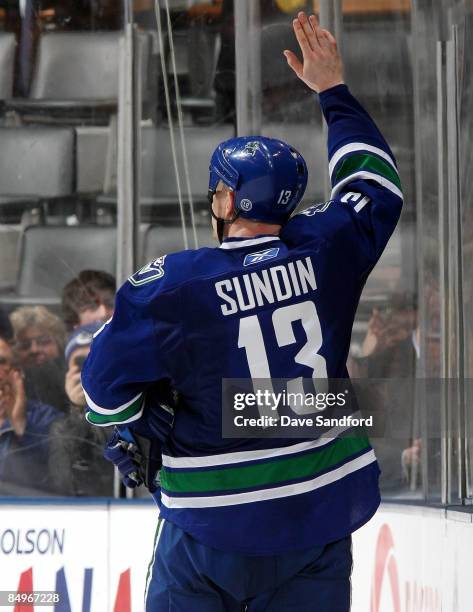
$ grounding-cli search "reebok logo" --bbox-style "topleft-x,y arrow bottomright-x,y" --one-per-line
243,248 -> 280,267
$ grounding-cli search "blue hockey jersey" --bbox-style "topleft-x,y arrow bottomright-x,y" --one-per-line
82,84 -> 403,555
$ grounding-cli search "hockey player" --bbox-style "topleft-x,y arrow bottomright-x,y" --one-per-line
82,12 -> 402,611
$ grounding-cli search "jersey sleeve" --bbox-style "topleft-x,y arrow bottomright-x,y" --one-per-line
81,270 -> 183,428
320,83 -> 403,265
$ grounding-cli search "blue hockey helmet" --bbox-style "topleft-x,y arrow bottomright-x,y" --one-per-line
208,136 -> 308,227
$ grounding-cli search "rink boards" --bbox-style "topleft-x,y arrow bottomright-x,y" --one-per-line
0,499 -> 471,611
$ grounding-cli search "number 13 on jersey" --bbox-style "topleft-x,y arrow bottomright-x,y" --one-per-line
238,300 -> 328,416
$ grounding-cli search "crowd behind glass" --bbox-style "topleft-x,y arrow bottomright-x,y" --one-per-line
0,272 -> 426,497
0,0 -> 442,499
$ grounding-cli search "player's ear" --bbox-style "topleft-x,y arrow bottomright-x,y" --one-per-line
225,190 -> 235,220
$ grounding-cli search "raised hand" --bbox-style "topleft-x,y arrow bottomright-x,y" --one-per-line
284,12 -> 344,94
66,364 -> 86,407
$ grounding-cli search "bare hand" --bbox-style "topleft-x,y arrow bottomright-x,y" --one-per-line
65,365 -> 86,407
363,307 -> 414,357
0,369 -> 27,436
402,439 -> 422,468
284,12 -> 344,94
362,308 -> 383,356
10,370 -> 27,436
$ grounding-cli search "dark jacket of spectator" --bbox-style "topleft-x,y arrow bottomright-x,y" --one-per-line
48,407 -> 113,496
355,335 -> 417,379
0,399 -> 60,494
23,359 -> 69,414
353,335 -> 418,493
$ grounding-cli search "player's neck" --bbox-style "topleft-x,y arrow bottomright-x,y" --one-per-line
226,219 -> 281,239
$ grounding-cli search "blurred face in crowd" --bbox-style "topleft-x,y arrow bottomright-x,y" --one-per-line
15,326 -> 60,367
77,291 -> 114,328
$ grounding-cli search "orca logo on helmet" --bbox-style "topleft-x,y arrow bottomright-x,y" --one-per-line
371,524 -> 401,612
243,141 -> 261,157
240,199 -> 253,212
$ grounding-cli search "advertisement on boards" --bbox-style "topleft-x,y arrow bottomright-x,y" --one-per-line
0,502 -> 158,612
2,502 -> 473,611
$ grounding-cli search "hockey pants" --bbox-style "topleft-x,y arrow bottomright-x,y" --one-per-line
144,518 -> 352,611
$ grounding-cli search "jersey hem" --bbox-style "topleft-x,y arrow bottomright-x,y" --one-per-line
158,494 -> 381,557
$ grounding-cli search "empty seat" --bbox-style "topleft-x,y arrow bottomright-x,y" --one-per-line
165,23 -> 220,122
0,32 -> 15,100
0,226 -> 21,290
99,124 -> 234,212
166,29 -> 189,78
0,127 -> 74,197
6,31 -> 150,122
31,32 -> 121,100
0,225 -> 117,307
184,21 -> 220,119
76,126 -> 110,193
0,126 -> 75,223
140,125 -> 234,204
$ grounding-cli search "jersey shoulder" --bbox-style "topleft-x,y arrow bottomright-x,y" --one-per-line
124,245 -> 220,301
282,199 -> 352,247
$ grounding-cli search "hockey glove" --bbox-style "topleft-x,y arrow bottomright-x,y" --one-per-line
104,428 -> 144,488
104,381 -> 177,491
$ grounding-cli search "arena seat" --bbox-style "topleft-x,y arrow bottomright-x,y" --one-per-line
166,29 -> 189,78
98,124 -> 234,218
0,226 -> 117,308
164,22 -> 220,123
183,20 -> 220,121
5,31 -> 150,123
32,32 -> 120,100
140,125 -> 233,204
0,32 -> 15,100
76,126 -> 111,194
0,126 -> 75,224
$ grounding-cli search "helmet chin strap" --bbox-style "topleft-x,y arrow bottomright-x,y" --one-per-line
210,209 -> 240,243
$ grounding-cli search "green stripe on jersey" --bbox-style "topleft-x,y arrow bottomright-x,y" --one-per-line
160,434 -> 370,494
334,153 -> 401,190
86,395 -> 143,425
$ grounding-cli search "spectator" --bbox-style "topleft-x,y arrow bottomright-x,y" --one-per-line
10,305 -> 66,368
48,321 -> 113,496
62,270 -> 116,333
351,293 -> 419,494
356,292 -> 418,377
0,336 -> 60,494
64,321 -> 103,406
10,305 -> 68,414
